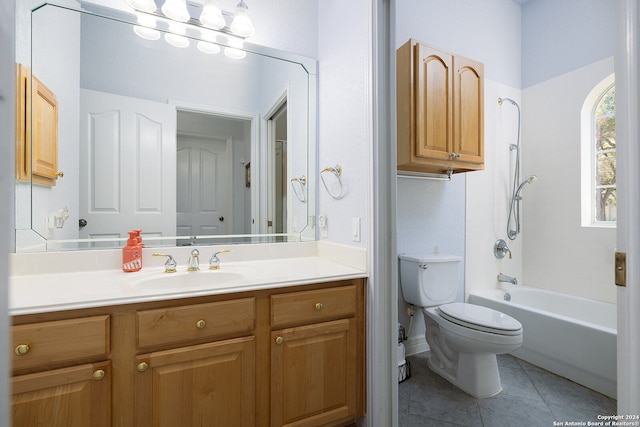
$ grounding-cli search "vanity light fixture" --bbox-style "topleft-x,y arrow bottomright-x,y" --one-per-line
230,0 -> 255,37
224,36 -> 246,59
197,30 -> 221,54
200,0 -> 225,30
161,0 -> 190,22
125,0 -> 156,13
164,22 -> 190,48
133,14 -> 161,40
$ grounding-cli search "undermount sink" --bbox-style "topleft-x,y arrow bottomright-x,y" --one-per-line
131,270 -> 246,291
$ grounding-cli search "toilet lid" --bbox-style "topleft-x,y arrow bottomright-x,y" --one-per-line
438,303 -> 522,336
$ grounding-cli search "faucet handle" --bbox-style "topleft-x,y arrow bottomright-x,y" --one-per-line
152,253 -> 177,273
209,249 -> 230,270
187,249 -> 200,271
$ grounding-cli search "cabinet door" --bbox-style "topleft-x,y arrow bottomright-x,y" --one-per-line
135,336 -> 255,427
271,318 -> 357,427
453,55 -> 484,165
414,44 -> 453,162
12,361 -> 110,427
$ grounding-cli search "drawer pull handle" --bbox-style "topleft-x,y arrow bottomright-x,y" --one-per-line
14,344 -> 30,356
275,336 -> 284,345
93,370 -> 105,381
196,319 -> 206,330
137,362 -> 149,373
315,303 -> 323,311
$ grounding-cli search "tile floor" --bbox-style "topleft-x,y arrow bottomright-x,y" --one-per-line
399,352 -> 617,427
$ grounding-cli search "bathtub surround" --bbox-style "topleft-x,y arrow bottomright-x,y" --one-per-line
522,57 -> 616,304
470,286 -> 617,398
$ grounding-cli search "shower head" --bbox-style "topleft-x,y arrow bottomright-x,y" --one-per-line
498,97 -> 519,108
514,174 -> 537,199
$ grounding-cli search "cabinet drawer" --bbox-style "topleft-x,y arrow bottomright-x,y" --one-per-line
12,315 -> 110,371
137,298 -> 255,349
271,285 -> 356,328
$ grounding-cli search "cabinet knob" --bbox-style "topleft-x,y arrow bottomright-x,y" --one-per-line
196,319 -> 206,330
56,171 -> 64,178
93,369 -> 105,381
315,302 -> 323,311
137,362 -> 149,373
275,336 -> 284,345
14,344 -> 30,356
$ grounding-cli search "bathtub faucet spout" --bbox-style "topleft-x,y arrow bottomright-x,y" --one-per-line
497,273 -> 518,285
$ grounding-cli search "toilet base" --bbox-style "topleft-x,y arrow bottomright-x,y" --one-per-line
427,352 -> 503,398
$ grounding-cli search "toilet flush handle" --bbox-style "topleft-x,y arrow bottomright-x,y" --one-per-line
418,263 -> 428,269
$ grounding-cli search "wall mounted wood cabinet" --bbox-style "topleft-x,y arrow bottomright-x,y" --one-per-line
397,39 -> 484,175
10,279 -> 366,427
16,63 -> 60,186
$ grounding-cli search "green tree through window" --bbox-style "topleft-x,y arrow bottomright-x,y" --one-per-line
594,84 -> 616,222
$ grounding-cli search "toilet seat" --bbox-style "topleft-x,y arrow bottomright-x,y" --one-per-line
437,303 -> 522,336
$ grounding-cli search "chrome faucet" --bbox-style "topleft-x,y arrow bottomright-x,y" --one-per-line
152,253 -> 177,273
187,249 -> 200,271
497,273 -> 518,285
209,249 -> 230,270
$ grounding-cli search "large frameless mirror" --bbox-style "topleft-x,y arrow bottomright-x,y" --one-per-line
15,0 -> 317,252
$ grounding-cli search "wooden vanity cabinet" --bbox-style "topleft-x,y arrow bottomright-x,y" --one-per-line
134,298 -> 256,427
11,315 -> 111,427
10,279 -> 366,427
270,284 -> 365,427
397,39 -> 484,175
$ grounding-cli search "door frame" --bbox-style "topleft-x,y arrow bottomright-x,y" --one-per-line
263,90 -> 289,235
170,100 -> 260,234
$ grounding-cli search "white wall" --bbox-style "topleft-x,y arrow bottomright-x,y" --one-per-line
395,0 -> 522,347
522,58 -> 616,304
317,0 -> 370,248
521,0 -> 615,88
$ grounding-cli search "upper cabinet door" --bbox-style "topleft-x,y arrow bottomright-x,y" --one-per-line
414,44 -> 453,162
397,39 -> 484,175
453,55 -> 484,165
15,64 -> 60,186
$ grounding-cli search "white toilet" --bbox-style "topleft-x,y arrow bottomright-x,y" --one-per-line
399,253 -> 523,398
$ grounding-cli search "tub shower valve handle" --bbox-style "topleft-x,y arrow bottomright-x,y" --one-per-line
494,239 -> 512,259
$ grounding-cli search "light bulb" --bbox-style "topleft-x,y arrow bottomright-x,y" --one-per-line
230,1 -> 255,37
200,0 -> 225,30
134,15 -> 161,40
197,41 -> 221,54
126,0 -> 156,13
165,22 -> 189,48
224,47 -> 246,59
161,0 -> 190,22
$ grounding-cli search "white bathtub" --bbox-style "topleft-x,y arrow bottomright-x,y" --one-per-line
468,285 -> 617,398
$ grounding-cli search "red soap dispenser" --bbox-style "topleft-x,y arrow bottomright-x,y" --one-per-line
122,231 -> 142,272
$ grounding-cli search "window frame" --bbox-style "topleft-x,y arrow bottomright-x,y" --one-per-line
580,74 -> 616,228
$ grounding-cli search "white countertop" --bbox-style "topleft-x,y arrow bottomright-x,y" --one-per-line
10,242 -> 368,316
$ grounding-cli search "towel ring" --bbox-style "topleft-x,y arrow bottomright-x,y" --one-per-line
321,164 -> 345,199
290,175 -> 307,202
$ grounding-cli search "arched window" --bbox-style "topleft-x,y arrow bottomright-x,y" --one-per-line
581,74 -> 616,226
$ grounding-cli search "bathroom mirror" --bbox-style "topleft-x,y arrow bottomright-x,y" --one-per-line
15,1 -> 317,252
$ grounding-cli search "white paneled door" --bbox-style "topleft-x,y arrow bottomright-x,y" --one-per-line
79,89 -> 177,240
176,135 -> 231,237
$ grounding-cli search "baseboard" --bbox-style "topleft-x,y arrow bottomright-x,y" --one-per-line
404,335 -> 429,357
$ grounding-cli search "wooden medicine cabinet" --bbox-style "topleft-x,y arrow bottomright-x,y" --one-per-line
16,63 -> 60,186
397,39 -> 484,175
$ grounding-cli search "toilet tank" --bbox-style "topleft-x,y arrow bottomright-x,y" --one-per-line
399,253 -> 462,307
